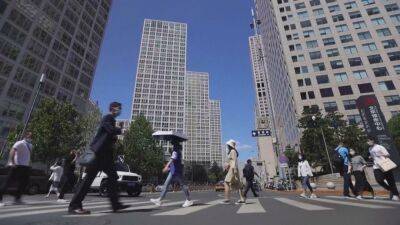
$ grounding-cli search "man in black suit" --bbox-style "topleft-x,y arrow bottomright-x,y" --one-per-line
68,102 -> 129,214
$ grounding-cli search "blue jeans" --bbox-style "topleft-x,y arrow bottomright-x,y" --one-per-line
301,176 -> 313,192
160,172 -> 190,200
343,165 -> 356,196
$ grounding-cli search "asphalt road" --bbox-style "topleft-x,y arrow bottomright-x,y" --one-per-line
0,190 -> 399,225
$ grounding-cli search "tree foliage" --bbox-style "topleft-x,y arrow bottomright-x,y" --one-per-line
284,145 -> 298,168
122,115 -> 163,181
388,115 -> 400,150
208,162 -> 224,183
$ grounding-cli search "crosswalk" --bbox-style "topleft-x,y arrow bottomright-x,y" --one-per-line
0,196 -> 398,219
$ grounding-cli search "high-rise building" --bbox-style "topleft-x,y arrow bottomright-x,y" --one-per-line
252,0 -> 301,151
209,99 -> 222,166
185,71 -> 211,165
0,0 -> 112,146
116,119 -> 130,139
255,0 -> 400,127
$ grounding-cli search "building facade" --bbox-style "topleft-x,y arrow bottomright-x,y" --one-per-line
209,99 -> 223,166
115,118 -> 130,140
0,0 -> 112,146
264,0 -> 400,125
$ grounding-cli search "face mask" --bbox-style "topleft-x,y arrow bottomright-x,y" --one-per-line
114,109 -> 121,117
25,138 -> 32,143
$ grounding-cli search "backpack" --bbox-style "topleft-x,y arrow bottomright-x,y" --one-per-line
243,164 -> 254,179
332,149 -> 345,172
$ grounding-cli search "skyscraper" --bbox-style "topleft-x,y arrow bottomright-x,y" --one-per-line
209,99 -> 223,166
254,0 -> 400,128
0,0 -> 112,146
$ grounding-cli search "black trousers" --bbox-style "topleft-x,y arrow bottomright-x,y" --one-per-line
353,171 -> 374,195
58,173 -> 75,199
243,179 -> 258,198
0,166 -> 30,201
374,169 -> 399,196
69,157 -> 120,210
343,165 -> 357,196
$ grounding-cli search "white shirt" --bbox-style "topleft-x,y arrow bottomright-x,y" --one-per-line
369,144 -> 390,169
50,165 -> 63,182
12,140 -> 33,166
298,160 -> 313,177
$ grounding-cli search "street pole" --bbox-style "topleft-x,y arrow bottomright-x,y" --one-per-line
19,74 -> 45,140
320,127 -> 334,175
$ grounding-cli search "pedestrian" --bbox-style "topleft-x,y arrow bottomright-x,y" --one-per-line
367,136 -> 399,201
242,159 -> 259,199
297,154 -> 317,198
220,140 -> 246,204
349,149 -> 375,200
57,150 -> 78,203
0,132 -> 33,207
335,142 -> 357,198
68,102 -> 129,214
46,160 -> 63,198
150,139 -> 193,208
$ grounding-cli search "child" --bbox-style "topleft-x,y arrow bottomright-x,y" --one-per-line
298,154 -> 317,198
46,160 -> 63,198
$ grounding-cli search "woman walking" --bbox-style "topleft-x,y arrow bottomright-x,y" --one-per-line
220,140 -> 246,204
349,149 -> 375,199
46,160 -> 63,198
297,154 -> 316,198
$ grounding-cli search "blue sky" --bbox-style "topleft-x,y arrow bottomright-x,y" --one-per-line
91,0 -> 257,160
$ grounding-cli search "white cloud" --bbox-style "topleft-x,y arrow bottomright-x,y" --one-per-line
236,144 -> 253,151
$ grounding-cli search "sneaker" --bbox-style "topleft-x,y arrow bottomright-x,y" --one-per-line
343,195 -> 352,199
57,199 -> 69,204
392,195 -> 399,201
356,195 -> 363,200
13,199 -> 26,205
219,199 -> 230,204
300,193 -> 308,198
235,200 -> 246,205
150,198 -> 162,206
182,200 -> 193,208
310,194 -> 317,199
0,202 -> 5,207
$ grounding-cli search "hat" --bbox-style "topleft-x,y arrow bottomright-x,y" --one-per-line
226,139 -> 236,149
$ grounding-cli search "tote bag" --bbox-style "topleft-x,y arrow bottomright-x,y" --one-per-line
377,158 -> 398,172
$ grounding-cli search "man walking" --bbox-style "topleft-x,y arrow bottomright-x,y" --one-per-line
335,142 -> 357,198
0,132 -> 33,207
242,159 -> 259,199
68,102 -> 129,214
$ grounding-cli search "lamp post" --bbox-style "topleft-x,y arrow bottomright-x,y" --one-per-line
311,116 -> 334,175
20,74 -> 45,139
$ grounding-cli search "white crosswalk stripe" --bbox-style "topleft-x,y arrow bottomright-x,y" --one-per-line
237,199 -> 266,214
309,198 -> 394,209
274,197 -> 333,211
326,196 -> 400,206
153,200 -> 219,216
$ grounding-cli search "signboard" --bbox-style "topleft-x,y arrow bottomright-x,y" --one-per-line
356,95 -> 400,172
251,129 -> 271,137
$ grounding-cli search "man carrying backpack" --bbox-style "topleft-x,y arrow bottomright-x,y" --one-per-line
334,142 -> 357,198
242,159 -> 259,199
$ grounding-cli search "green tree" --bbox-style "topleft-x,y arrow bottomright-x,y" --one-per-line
388,115 -> 400,150
208,162 -> 223,183
80,104 -> 102,150
284,145 -> 298,168
340,125 -> 369,158
123,115 -> 163,181
28,99 -> 85,165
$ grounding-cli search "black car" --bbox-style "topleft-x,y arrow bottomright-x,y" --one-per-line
0,166 -> 49,195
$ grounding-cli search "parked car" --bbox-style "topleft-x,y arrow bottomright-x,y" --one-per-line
214,180 -> 225,192
0,167 -> 49,195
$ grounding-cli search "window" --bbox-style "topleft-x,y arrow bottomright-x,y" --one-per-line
330,60 -> 344,69
362,0 -> 375,6
316,75 -> 329,84
358,32 -> 372,40
344,46 -> 357,55
305,78 -> 312,85
298,54 -> 305,61
388,51 -> 400,61
306,40 -> 318,48
366,7 -> 380,15
0,22 -> 27,46
309,51 -> 322,60
378,81 -> 396,91
376,28 -> 391,37
367,54 -> 383,64
320,88 -> 334,97
327,48 -> 339,57
394,65 -> 400,75
397,26 -> 400,34
292,55 -> 298,62
371,18 -> 385,26
349,11 -> 362,19
353,21 -> 367,29
324,102 -> 338,112
301,66 -> 309,74
336,24 -> 349,33
345,2 -> 357,10
313,8 -> 324,17
348,115 -> 362,125
335,72 -> 348,82
332,14 -> 344,22
382,40 -> 398,49
313,63 -> 325,72
8,10 -> 32,32
343,100 -> 357,110
329,5 -> 340,13
323,38 -> 335,46
385,3 -> 399,12
319,27 -> 331,36
316,17 -> 328,25
295,2 -> 306,10
391,14 -> 400,24
373,67 -> 389,77
300,92 -> 307,100
340,34 -> 353,43
358,83 -> 374,93
300,20 -> 312,28
385,95 -> 400,106
339,86 -> 353,95
353,70 -> 368,79
308,91 -> 315,99
298,11 -> 309,20
310,0 -> 321,7
349,57 -> 363,66
297,79 -> 304,87
362,43 -> 377,52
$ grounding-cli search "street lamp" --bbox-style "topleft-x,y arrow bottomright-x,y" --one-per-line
311,116 -> 334,175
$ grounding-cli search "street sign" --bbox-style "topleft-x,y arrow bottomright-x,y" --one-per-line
251,129 -> 271,137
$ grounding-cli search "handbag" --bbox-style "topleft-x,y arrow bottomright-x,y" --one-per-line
76,148 -> 96,166
377,158 -> 398,172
